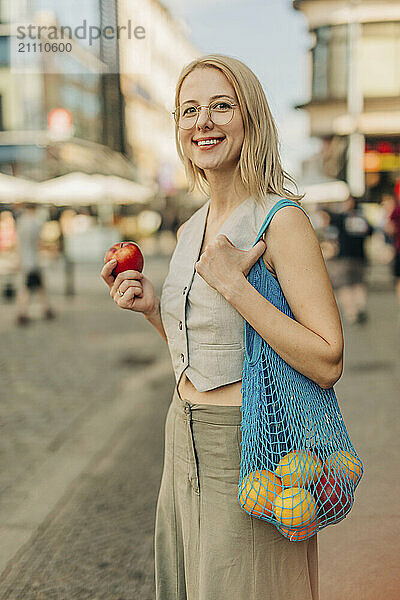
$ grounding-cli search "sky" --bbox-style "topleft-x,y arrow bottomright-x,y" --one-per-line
162,0 -> 318,178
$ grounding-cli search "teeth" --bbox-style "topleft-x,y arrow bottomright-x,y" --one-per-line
197,139 -> 222,146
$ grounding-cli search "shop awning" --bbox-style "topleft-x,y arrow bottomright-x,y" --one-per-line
35,172 -> 155,206
0,172 -> 39,203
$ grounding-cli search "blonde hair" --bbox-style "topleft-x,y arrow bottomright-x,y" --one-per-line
174,54 -> 303,207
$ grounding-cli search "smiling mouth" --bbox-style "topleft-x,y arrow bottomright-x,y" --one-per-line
193,137 -> 226,148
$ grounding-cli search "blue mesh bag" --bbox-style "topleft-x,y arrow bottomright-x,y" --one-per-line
238,199 -> 364,542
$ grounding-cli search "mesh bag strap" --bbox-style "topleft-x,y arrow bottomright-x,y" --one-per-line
253,199 -> 311,247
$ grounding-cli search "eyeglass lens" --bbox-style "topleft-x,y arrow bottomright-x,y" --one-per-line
176,101 -> 234,129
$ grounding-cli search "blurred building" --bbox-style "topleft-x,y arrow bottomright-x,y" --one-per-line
294,0 -> 400,202
0,0 -> 134,181
118,0 -> 199,195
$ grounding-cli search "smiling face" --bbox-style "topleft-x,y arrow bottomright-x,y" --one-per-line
178,67 -> 244,175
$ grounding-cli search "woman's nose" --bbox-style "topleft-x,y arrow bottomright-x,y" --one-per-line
196,106 -> 213,129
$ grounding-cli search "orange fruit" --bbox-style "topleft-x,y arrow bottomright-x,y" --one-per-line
239,470 -> 283,517
279,519 -> 318,542
324,450 -> 363,486
275,450 -> 323,488
273,487 -> 317,527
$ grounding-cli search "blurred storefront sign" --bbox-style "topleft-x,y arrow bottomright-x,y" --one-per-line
364,139 -> 400,172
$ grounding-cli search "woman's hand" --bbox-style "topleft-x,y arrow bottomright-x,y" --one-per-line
195,234 -> 266,298
101,259 -> 158,316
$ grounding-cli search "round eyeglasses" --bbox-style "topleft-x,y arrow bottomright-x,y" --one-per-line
173,100 -> 238,130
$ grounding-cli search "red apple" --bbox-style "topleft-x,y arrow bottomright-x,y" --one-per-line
313,471 -> 353,522
104,242 -> 144,277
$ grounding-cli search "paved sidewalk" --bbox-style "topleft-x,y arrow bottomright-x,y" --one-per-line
0,366 -> 174,600
318,287 -> 400,600
0,255 -> 169,504
0,258 -> 398,599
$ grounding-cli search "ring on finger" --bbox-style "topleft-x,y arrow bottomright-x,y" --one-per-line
117,289 -> 124,296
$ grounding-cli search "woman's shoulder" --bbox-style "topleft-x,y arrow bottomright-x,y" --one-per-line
263,198 -> 313,243
253,194 -> 310,232
258,196 -> 315,275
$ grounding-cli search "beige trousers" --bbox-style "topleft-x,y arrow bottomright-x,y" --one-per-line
154,385 -> 319,600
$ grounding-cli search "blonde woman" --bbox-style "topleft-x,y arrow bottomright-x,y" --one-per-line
102,54 -> 343,600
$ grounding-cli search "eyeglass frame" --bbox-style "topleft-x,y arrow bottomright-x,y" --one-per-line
172,100 -> 239,129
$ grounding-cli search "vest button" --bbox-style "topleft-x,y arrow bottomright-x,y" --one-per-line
179,321 -> 183,330
182,286 -> 187,295
180,353 -> 185,362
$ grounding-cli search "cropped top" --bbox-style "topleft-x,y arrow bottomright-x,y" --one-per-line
159,194 -> 283,392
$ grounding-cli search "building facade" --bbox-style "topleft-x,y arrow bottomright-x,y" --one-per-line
294,0 -> 400,202
0,0 -> 132,180
118,0 -> 199,194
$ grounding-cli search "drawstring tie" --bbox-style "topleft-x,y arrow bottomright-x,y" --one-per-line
183,402 -> 200,494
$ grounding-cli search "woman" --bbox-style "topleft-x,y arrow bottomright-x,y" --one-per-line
101,55 -> 344,600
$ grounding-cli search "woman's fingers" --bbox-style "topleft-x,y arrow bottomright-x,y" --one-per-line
117,279 -> 143,297
101,259 -> 117,287
110,269 -> 144,296
113,286 -> 137,308
111,280 -> 143,302
108,274 -> 155,314
114,270 -> 144,286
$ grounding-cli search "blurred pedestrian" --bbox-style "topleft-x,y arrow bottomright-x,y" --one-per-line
380,193 -> 396,246
102,54 -> 344,600
15,203 -> 55,325
384,193 -> 400,306
0,209 -> 17,300
329,196 -> 373,325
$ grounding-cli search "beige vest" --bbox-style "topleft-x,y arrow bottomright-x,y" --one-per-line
160,194 -> 281,392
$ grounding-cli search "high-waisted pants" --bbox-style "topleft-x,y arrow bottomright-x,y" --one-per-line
154,385 -> 319,600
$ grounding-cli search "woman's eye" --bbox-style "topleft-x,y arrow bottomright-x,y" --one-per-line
182,106 -> 196,116
212,101 -> 231,111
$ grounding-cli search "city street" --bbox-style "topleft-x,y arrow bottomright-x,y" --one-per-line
1,1 -> 399,599
0,256 -> 398,600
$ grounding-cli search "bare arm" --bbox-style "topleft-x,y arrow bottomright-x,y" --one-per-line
224,206 -> 344,389
143,222 -> 187,344
143,295 -> 168,344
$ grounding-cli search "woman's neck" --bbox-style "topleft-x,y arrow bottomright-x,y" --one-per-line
205,168 -> 249,219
